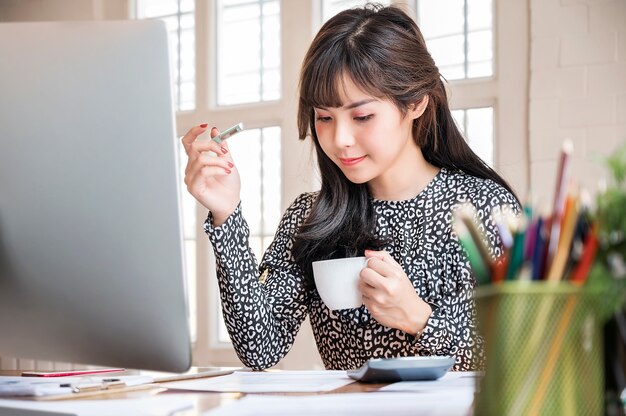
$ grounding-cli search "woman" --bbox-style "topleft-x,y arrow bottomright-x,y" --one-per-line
182,4 -> 519,371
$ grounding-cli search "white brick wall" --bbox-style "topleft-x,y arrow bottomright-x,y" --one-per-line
529,0 -> 626,203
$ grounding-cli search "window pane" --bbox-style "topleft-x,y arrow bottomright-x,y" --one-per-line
137,0 -> 178,18
467,30 -> 492,63
452,107 -> 494,166
226,126 -> 282,262
417,0 -> 493,80
467,0 -> 491,31
262,127 -> 281,232
231,129 -> 263,235
217,0 -> 281,106
467,30 -> 492,78
426,35 -> 465,69
418,0 -> 464,39
136,2 -> 196,111
321,0 -> 390,21
262,70 -> 281,101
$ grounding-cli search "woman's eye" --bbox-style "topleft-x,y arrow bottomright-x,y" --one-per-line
316,116 -> 332,123
354,114 -> 374,122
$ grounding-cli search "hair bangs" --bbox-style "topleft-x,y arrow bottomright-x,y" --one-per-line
302,51 -> 346,110
303,48 -> 387,111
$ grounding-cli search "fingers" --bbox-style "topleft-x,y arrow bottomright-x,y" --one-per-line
358,269 -> 386,304
360,250 -> 406,297
181,124 -> 232,158
365,249 -> 396,265
181,124 -> 209,156
184,151 -> 234,186
185,165 -> 232,194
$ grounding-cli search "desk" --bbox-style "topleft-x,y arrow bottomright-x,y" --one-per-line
0,369 -> 474,415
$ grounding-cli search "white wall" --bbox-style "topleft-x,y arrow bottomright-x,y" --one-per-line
529,0 -> 626,205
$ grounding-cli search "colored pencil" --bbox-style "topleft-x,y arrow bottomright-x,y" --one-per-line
491,257 -> 508,284
547,192 -> 579,281
524,218 -> 538,265
531,215 -> 546,280
454,216 -> 490,285
569,223 -> 599,284
545,140 -> 573,272
458,205 -> 493,269
505,217 -> 527,281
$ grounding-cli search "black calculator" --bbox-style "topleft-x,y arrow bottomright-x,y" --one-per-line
347,356 -> 455,383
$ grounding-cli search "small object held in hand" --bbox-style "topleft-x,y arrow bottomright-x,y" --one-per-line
211,122 -> 244,144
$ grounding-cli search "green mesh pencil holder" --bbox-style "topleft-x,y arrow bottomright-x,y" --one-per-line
474,282 -> 604,416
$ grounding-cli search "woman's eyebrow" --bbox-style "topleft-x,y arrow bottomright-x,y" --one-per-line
315,99 -> 376,111
344,99 -> 376,109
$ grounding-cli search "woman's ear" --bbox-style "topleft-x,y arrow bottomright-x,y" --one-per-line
408,95 -> 430,120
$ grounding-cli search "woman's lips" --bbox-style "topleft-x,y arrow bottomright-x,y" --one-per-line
339,156 -> 366,166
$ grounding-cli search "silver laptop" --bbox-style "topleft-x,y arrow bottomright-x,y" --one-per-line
0,20 -> 192,372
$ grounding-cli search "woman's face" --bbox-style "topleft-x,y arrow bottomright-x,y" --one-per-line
313,75 -> 426,189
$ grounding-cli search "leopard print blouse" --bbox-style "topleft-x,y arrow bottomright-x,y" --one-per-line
205,167 -> 520,371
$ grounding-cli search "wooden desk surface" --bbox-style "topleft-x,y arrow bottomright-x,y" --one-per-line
0,368 -> 388,414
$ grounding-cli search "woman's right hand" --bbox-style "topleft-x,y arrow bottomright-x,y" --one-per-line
182,124 -> 241,226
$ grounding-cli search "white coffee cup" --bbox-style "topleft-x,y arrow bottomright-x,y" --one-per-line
312,256 -> 368,310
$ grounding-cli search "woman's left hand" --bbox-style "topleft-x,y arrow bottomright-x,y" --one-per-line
359,249 -> 432,336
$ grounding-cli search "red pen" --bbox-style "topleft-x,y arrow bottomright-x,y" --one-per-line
21,368 -> 125,377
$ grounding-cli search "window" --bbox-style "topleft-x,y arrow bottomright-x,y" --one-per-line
417,0 -> 493,81
136,0 -> 196,111
216,0 -> 281,105
415,0 -> 495,168
452,107 -> 494,166
138,0 -> 298,366
230,127 -> 282,256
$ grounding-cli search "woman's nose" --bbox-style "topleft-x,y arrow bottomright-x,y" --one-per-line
332,122 -> 355,148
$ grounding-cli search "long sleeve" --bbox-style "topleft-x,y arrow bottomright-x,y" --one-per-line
204,194 -> 314,370
413,178 -> 521,370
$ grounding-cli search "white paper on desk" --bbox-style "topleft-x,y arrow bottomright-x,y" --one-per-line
0,396 -> 193,416
164,370 -> 354,393
202,391 -> 474,416
0,375 -> 154,397
380,371 -> 480,392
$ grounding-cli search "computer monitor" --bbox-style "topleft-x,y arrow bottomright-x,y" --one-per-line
0,20 -> 192,372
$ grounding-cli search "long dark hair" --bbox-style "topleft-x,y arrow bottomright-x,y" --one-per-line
292,4 -> 517,280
